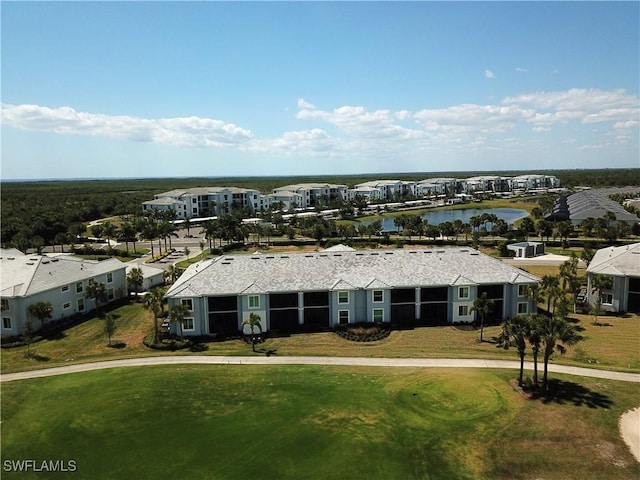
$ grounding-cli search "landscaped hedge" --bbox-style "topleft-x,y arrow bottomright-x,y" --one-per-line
143,334 -> 191,351
334,322 -> 391,342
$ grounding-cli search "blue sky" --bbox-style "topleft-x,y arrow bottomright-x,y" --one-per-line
2,1 -> 638,180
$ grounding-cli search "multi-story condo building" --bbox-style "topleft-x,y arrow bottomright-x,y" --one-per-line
165,247 -> 540,336
0,250 -> 127,336
272,183 -> 349,208
352,180 -> 417,200
143,187 -> 264,219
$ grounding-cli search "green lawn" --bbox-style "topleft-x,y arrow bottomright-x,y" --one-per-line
3,298 -> 639,374
2,365 -> 638,480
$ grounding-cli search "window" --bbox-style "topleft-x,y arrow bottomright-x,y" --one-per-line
458,287 -> 470,299
518,285 -> 527,297
2,317 -> 11,329
602,293 -> 613,305
338,310 -> 349,325
372,290 -> 384,303
1,299 -> 9,311
182,318 -> 195,331
78,298 -> 85,312
458,305 -> 469,316
373,308 -> 384,322
192,198 -> 197,204
61,285 -> 70,293
108,289 -> 114,300
338,291 -> 349,304
63,302 -> 71,310
76,282 -> 83,294
182,299 -> 194,310
517,302 -> 529,314
106,273 -> 113,284
248,295 -> 260,309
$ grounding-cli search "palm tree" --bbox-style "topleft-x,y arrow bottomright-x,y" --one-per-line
143,287 -> 165,345
126,267 -> 144,300
169,303 -> 190,339
102,221 -> 117,251
590,274 -> 614,325
85,279 -> 107,316
497,315 -> 530,387
28,301 -> 53,332
528,314 -> 544,385
471,292 -> 494,342
164,265 -> 179,284
242,313 -> 263,352
538,315 -> 584,392
540,275 -> 560,314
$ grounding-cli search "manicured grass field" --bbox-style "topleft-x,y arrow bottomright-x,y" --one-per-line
2,299 -> 639,375
2,366 -> 639,480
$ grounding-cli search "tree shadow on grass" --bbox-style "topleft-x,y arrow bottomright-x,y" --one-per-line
530,379 -> 614,409
108,341 -> 127,349
26,352 -> 50,362
256,347 -> 278,356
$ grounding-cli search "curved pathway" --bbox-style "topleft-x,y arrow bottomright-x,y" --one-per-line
2,356 -> 639,383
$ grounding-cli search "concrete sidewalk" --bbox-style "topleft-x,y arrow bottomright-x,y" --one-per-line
2,356 -> 639,383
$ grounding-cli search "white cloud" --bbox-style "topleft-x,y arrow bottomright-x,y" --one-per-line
484,70 -> 496,79
3,87 -> 638,172
1,104 -> 253,147
515,67 -> 528,73
297,98 -> 316,110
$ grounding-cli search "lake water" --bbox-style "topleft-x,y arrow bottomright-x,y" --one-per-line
365,208 -> 529,231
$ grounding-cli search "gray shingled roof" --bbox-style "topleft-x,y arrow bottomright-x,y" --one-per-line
166,247 -> 539,298
0,255 -> 126,297
587,243 -> 640,277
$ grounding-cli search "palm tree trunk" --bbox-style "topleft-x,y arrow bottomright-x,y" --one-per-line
519,354 -> 525,387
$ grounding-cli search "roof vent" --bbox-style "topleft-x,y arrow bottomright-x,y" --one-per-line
251,257 -> 260,260
385,252 -> 394,255
266,256 -> 275,259
333,254 -> 342,257
221,262 -> 231,265
371,252 -> 379,256
305,255 -> 314,258
281,255 -> 289,259
319,254 -> 328,257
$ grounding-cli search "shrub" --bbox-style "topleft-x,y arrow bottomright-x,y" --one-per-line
334,322 -> 391,342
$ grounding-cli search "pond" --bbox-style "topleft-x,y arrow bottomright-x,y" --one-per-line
364,208 -> 529,231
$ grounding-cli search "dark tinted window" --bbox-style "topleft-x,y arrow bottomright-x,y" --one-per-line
270,293 -> 298,309
208,296 -> 238,312
391,288 -> 415,304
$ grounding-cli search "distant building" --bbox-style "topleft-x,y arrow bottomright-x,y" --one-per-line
165,247 -> 540,337
143,186 -> 264,219
547,188 -> 640,226
586,243 -> 640,313
507,242 -> 545,258
0,251 -> 127,335
272,183 -> 348,209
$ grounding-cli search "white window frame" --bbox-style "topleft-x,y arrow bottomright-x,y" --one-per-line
77,298 -> 85,312
338,291 -> 349,305
106,272 -> 113,284
108,288 -> 114,300
1,299 -> 9,311
458,286 -> 470,299
63,302 -> 71,310
61,285 -> 70,293
458,305 -> 469,317
372,308 -> 384,322
248,295 -> 260,309
602,293 -> 613,305
518,285 -> 527,297
517,302 -> 529,315
182,299 -> 194,311
372,290 -> 384,303
338,310 -> 350,324
76,282 -> 84,294
182,317 -> 195,331
2,317 -> 11,329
